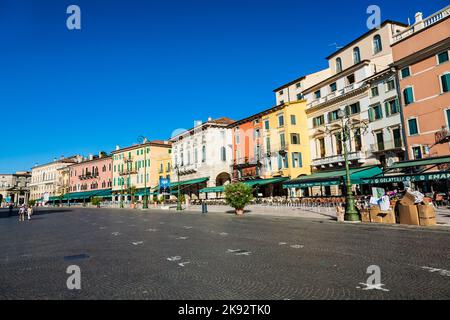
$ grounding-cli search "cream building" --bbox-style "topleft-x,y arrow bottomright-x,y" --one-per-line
298,21 -> 407,196
0,172 -> 31,206
30,155 -> 82,201
170,117 -> 235,199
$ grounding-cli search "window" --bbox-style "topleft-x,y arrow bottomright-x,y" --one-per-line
264,120 -> 270,130
408,118 -> 419,135
220,147 -> 226,161
412,146 -> 422,159
279,90 -> 284,96
447,109 -> 450,128
291,152 -> 303,168
371,86 -> 379,97
318,138 -> 326,157
354,128 -> 362,151
336,58 -> 342,73
401,67 -> 410,79
328,109 -> 341,122
296,82 -> 301,88
278,115 -> 284,127
330,82 -> 337,92
291,133 -> 300,145
290,115 -> 297,125
265,137 -> 271,153
438,51 -> 449,64
353,47 -> 361,64
335,133 -> 342,155
296,93 -> 303,100
235,131 -> 240,144
346,102 -> 360,116
280,100 -> 284,105
280,133 -> 286,148
385,79 -> 395,91
194,149 -> 198,163
373,35 -> 382,54
346,74 -> 355,85
392,128 -> 402,148
369,104 -> 383,122
440,73 -> 450,93
403,87 -> 414,105
314,90 -> 321,99
313,115 -> 325,127
202,146 -> 206,162
385,98 -> 399,116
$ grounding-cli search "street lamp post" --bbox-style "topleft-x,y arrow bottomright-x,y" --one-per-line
139,136 -> 149,209
174,165 -> 182,211
340,113 -> 359,221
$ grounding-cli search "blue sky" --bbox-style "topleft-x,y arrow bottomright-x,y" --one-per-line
0,0 -> 446,172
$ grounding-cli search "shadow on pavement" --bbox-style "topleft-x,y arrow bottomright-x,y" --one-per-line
0,208 -> 71,219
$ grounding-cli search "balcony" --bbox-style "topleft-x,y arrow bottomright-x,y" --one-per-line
232,157 -> 262,168
118,170 -> 138,176
307,82 -> 367,109
393,6 -> 450,43
78,173 -> 98,180
312,151 -> 366,168
370,139 -> 404,153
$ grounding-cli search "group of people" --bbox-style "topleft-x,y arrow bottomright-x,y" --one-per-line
18,204 -> 33,222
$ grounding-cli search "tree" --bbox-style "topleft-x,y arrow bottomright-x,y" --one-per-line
91,197 -> 102,208
224,183 -> 254,215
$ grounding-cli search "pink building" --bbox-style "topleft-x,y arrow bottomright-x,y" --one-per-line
69,153 -> 113,193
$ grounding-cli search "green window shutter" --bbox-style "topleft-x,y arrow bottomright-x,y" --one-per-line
384,102 -> 390,116
368,108 -> 374,122
404,88 -> 414,105
394,98 -> 399,113
441,74 -> 450,92
438,51 -> 449,64
408,119 -> 418,135
446,109 -> 450,127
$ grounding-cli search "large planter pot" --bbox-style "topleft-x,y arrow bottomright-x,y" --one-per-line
235,208 -> 244,215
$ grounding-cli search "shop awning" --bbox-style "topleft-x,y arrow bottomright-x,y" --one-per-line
171,177 -> 209,189
283,166 -> 382,188
387,156 -> 450,170
360,171 -> 450,185
200,177 -> 289,193
134,188 -> 158,196
64,189 -> 113,200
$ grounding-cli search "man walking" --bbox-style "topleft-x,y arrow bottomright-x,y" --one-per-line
18,205 -> 25,222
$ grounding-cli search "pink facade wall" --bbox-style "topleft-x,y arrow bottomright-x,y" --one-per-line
69,157 -> 113,193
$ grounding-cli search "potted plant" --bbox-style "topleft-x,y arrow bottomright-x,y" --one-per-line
224,183 -> 253,215
91,197 -> 102,208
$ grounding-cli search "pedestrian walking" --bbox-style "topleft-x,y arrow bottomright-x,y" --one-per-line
27,206 -> 33,221
18,205 -> 25,222
8,203 -> 13,217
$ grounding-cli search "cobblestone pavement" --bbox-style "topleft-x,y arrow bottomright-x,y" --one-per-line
0,207 -> 449,300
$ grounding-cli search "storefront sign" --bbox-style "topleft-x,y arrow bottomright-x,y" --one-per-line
361,172 -> 450,184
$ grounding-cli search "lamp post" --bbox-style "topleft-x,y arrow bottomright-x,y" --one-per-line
337,109 -> 359,221
139,136 -> 149,209
173,165 -> 182,211
325,109 -> 366,221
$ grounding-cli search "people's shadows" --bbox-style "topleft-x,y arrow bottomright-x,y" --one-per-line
0,208 -> 72,219
225,210 -> 252,215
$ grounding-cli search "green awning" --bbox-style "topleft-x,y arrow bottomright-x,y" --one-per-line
65,189 -> 112,200
94,189 -> 112,198
171,177 -> 209,189
283,166 -> 382,188
388,156 -> 450,170
199,177 -> 289,193
200,186 -> 225,193
360,171 -> 450,184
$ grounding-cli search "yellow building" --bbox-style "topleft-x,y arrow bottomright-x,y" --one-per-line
111,140 -> 171,201
261,100 -> 311,180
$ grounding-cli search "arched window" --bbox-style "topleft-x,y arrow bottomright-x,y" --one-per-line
353,47 -> 361,64
202,146 -> 206,163
336,58 -> 342,73
373,35 -> 382,54
220,147 -> 226,161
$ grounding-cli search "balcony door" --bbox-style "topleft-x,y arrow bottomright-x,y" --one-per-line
392,128 -> 402,148
376,132 -> 384,151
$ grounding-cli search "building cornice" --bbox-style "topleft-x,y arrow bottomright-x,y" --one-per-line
302,60 -> 371,95
306,85 -> 369,114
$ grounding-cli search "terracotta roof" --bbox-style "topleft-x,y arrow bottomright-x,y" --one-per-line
207,117 -> 236,125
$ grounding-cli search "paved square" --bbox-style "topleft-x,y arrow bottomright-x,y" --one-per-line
0,207 -> 449,299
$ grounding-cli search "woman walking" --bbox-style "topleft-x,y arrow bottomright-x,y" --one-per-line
27,205 -> 33,221
18,205 -> 25,222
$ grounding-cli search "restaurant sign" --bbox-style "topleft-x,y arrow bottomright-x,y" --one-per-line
283,180 -> 340,189
361,172 -> 450,184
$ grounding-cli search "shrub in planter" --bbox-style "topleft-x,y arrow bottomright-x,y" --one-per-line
224,183 -> 253,215
91,197 -> 102,208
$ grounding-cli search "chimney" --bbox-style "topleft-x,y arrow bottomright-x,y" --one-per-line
207,117 -> 212,121
89,154 -> 94,161
60,155 -> 65,160
115,145 -> 120,151
194,120 -> 202,127
53,157 -> 57,162
414,12 -> 423,24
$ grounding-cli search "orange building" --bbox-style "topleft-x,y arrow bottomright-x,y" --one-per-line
230,115 -> 262,181
392,7 -> 450,160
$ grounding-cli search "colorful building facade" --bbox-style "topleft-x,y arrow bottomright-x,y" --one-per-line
392,7 -> 450,160
68,153 -> 113,194
111,140 -> 172,201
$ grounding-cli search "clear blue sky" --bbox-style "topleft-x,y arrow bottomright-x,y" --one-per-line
0,0 -> 446,173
